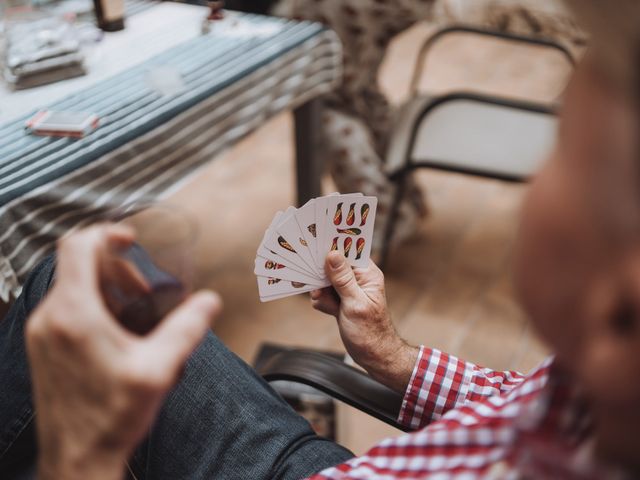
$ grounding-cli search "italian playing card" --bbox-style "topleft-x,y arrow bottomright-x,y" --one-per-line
255,193 -> 377,302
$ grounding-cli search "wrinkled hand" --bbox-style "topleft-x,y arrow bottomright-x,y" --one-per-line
311,252 -> 418,394
26,225 -> 222,480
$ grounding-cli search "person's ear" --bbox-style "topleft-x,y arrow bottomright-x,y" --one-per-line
578,247 -> 640,404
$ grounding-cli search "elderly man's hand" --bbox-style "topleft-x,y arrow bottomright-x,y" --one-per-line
26,225 -> 222,480
310,252 -> 418,394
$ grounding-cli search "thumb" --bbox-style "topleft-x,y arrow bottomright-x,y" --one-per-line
145,290 -> 222,377
325,251 -> 361,300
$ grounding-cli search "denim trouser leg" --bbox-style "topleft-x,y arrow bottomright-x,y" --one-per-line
0,255 -> 55,479
0,256 -> 354,479
131,332 -> 354,480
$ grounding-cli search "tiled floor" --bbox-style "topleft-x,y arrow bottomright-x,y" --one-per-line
166,23 -> 572,453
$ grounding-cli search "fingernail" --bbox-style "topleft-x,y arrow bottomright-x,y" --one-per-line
328,252 -> 343,269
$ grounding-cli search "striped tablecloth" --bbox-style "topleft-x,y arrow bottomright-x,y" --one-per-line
0,5 -> 341,300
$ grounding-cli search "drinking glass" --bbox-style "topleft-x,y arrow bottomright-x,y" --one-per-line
104,203 -> 198,335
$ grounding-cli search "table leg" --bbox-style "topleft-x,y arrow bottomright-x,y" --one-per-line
294,99 -> 324,206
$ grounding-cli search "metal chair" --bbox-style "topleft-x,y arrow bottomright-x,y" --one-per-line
380,25 -> 577,265
258,348 -> 409,431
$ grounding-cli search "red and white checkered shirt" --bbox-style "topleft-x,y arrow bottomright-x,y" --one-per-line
310,346 -> 628,479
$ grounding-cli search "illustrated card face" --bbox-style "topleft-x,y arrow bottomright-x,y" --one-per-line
314,196 -> 329,263
256,244 -> 309,276
257,275 -> 317,301
314,192 -> 342,264
315,193 -> 364,266
294,199 -> 322,273
262,214 -> 316,277
254,256 -> 328,287
274,206 -> 319,276
257,210 -> 312,277
320,195 -> 377,268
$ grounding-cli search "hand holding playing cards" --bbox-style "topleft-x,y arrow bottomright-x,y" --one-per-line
311,251 -> 419,395
255,193 -> 418,393
26,225 -> 222,480
255,193 -> 378,301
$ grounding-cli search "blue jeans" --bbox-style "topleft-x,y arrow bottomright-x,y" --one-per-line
0,255 -> 354,479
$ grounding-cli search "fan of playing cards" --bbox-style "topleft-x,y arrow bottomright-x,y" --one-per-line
255,193 -> 378,302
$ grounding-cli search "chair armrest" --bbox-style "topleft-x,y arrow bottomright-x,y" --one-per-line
258,349 -> 410,432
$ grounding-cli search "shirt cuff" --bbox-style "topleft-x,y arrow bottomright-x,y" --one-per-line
396,346 -> 473,430
397,345 -> 427,429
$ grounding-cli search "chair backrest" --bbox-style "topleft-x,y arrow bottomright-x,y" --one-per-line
410,95 -> 557,180
409,25 -> 576,98
385,25 -> 575,181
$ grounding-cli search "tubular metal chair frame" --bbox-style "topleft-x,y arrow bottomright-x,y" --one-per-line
259,349 -> 409,431
408,25 -> 576,97
379,25 -> 576,266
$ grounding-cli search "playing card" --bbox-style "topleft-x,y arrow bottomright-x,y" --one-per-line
314,193 -> 336,263
259,289 -> 318,302
294,199 -> 323,273
320,195 -> 377,268
257,209 -> 315,277
256,245 -> 311,277
254,192 -> 377,302
315,193 -> 362,264
254,256 -> 328,287
261,220 -> 317,277
275,206 -> 319,276
257,275 -> 317,302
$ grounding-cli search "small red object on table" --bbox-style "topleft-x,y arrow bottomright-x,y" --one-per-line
207,1 -> 225,20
